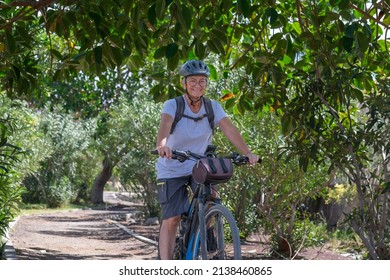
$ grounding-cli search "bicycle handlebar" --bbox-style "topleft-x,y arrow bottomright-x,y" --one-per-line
150,149 -> 262,165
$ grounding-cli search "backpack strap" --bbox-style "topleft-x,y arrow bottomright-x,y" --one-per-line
203,97 -> 215,134
170,96 -> 215,134
170,96 -> 185,134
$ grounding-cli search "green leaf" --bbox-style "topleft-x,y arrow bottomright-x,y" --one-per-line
221,1 -> 232,13
124,34 -> 133,50
356,31 -> 369,53
155,0 -> 166,19
282,55 -> 292,65
151,84 -> 166,102
253,51 -> 272,64
208,64 -> 218,80
342,36 -> 354,53
72,51 -> 87,61
345,23 -> 359,38
353,88 -> 364,103
187,50 -> 197,60
167,53 -> 179,71
281,113 -> 293,136
265,8 -> 278,25
111,46 -> 122,66
127,55 -> 143,70
338,0 -> 350,9
94,46 -> 103,64
207,40 -> 219,54
195,41 -> 206,59
384,14 -> 390,26
207,39 -> 225,56
168,85 -> 176,98
166,43 -> 178,59
329,0 -> 341,7
270,32 -> 283,42
274,38 -> 287,56
299,156 -> 309,173
150,72 -> 165,81
225,98 -> 235,110
147,4 -> 157,25
173,22 -> 181,41
271,66 -> 285,84
175,3 -> 191,30
239,96 -> 253,111
53,69 -> 63,81
237,0 -> 251,18
236,102 -> 245,115
181,5 -> 192,30
210,28 -> 228,45
292,22 -> 302,34
5,31 -> 15,54
223,71 -> 229,79
154,46 -> 167,59
50,49 -> 63,60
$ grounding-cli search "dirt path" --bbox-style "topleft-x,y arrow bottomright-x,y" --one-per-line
9,193 -> 159,260
7,192 -> 355,260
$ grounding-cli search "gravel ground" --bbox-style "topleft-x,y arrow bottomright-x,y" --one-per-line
6,192 -> 356,260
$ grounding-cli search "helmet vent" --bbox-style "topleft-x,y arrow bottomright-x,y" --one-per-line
179,60 -> 210,77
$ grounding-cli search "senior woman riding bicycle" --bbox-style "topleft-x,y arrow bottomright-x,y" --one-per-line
154,59 -> 259,260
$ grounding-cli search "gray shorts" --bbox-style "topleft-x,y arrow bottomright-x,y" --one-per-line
157,176 -> 195,220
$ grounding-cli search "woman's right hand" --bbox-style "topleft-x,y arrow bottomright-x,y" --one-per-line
156,145 -> 172,159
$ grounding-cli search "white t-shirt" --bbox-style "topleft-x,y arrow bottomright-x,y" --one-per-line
156,97 -> 227,179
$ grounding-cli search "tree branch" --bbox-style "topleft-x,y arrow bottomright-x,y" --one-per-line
0,0 -> 57,29
230,25 -> 265,70
296,0 -> 304,32
349,3 -> 389,29
0,0 -> 57,9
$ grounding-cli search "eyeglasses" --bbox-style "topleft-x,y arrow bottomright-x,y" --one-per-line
186,78 -> 208,87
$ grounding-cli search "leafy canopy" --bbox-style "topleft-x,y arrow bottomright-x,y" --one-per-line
0,0 -> 388,105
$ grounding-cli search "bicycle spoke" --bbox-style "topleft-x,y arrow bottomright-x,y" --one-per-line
192,204 -> 241,260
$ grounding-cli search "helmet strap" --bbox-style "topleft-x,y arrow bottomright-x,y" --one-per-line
186,92 -> 203,106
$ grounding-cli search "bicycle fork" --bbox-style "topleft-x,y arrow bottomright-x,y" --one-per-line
198,195 -> 208,260
183,195 -> 208,260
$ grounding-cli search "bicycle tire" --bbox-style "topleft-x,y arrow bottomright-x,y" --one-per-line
192,204 -> 241,260
173,236 -> 184,260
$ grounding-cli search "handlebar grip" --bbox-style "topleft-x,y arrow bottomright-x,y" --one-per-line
236,156 -> 262,165
150,150 -> 179,160
245,156 -> 262,164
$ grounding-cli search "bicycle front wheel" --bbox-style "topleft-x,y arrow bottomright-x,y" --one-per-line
173,236 -> 184,260
192,204 -> 241,260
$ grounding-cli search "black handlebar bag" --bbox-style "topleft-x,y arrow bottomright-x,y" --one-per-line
192,157 -> 233,184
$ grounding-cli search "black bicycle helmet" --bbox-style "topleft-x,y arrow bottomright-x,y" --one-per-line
179,60 -> 210,77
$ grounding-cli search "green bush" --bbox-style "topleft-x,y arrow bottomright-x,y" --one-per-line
0,95 -> 28,240
107,95 -> 162,217
0,177 -> 25,237
21,108 -> 99,207
46,176 -> 73,208
214,110 -> 329,257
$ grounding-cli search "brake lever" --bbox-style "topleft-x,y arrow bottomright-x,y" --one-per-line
172,154 -> 186,162
231,153 -> 262,165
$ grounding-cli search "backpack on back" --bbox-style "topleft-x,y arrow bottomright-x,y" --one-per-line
170,96 -> 215,134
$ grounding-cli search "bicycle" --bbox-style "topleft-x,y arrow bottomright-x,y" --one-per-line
152,145 -> 261,260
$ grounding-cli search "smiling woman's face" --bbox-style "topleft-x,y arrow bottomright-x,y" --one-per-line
183,75 -> 208,98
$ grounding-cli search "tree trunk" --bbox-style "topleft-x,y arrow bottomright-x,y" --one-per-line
91,156 -> 113,204
324,202 -> 344,231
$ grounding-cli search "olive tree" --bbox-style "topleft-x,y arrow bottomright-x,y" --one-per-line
94,93 -> 162,216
